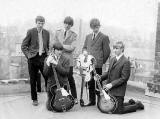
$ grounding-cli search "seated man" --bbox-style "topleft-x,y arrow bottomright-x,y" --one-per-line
100,41 -> 144,114
43,42 -> 70,111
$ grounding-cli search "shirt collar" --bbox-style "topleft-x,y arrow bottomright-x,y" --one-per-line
37,28 -> 42,33
93,31 -> 99,37
116,53 -> 123,61
64,29 -> 71,33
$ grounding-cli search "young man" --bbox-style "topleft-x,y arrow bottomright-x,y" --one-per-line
54,16 -> 78,104
83,18 -> 111,106
43,42 -> 70,111
100,41 -> 144,114
21,16 -> 50,106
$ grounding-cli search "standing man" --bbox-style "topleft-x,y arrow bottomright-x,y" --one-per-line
54,16 -> 78,104
83,18 -> 111,106
21,16 -> 50,106
101,41 -> 144,114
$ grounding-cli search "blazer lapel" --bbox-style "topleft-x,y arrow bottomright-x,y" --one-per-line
63,30 -> 72,44
57,54 -> 63,65
109,57 -> 116,70
91,32 -> 102,46
34,28 -> 39,43
42,29 -> 45,45
112,55 -> 124,68
65,30 -> 71,40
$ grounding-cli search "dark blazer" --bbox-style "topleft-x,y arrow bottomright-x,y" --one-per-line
43,55 -> 70,89
83,32 -> 110,68
21,28 -> 50,59
101,55 -> 130,96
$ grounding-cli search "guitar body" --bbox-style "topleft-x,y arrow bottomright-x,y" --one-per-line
92,64 -> 118,114
50,87 -> 74,112
48,65 -> 74,112
77,54 -> 96,82
97,92 -> 118,114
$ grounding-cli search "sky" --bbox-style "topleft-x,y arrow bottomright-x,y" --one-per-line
0,0 -> 158,33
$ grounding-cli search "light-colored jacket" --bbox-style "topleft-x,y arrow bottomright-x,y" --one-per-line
54,29 -> 77,66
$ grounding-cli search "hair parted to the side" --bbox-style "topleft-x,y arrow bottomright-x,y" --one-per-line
114,41 -> 125,52
52,42 -> 63,51
35,16 -> 45,23
64,16 -> 74,27
90,18 -> 100,28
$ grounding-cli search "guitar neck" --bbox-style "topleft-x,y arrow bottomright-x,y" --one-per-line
93,68 -> 103,94
52,65 -> 61,89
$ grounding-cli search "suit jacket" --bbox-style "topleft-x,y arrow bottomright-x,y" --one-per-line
21,28 -> 50,59
83,32 -> 110,68
54,29 -> 77,66
43,54 -> 70,88
101,55 -> 130,96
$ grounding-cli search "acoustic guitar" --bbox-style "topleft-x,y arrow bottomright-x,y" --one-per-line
49,65 -> 74,112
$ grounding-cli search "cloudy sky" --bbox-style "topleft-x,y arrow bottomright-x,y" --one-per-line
0,0 -> 158,32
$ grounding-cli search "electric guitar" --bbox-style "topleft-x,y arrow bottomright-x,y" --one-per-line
49,65 -> 74,112
92,65 -> 118,114
77,54 -> 95,82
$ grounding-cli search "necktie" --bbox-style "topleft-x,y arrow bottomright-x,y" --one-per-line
64,30 -> 67,39
93,33 -> 96,40
113,58 -> 117,65
38,30 -> 43,55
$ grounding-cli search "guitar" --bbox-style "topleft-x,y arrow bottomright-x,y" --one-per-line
76,54 -> 96,82
49,65 -> 74,112
92,65 -> 118,114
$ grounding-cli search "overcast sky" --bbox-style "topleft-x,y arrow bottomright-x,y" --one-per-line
0,0 -> 158,32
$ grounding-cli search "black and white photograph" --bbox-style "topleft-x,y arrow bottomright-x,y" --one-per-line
0,0 -> 159,119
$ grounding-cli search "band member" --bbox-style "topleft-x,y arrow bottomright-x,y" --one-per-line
21,16 -> 50,106
54,16 -> 78,104
83,18 -> 111,106
43,42 -> 70,111
101,41 -> 144,114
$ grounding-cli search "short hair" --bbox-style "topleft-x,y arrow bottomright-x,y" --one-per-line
35,16 -> 45,23
64,16 -> 74,26
90,18 -> 100,29
52,42 -> 63,51
113,41 -> 125,52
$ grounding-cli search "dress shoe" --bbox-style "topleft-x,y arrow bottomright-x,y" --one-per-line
32,100 -> 38,106
85,102 -> 95,106
129,99 -> 136,105
136,101 -> 144,110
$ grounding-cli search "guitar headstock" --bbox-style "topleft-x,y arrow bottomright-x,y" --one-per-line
94,74 -> 101,81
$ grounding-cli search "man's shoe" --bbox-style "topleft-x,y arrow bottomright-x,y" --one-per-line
129,99 -> 136,105
136,101 -> 144,110
85,102 -> 95,106
32,100 -> 38,106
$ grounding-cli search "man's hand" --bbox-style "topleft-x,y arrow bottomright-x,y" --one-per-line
94,74 -> 101,81
50,58 -> 58,65
46,55 -> 58,66
103,83 -> 112,91
46,55 -> 54,66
